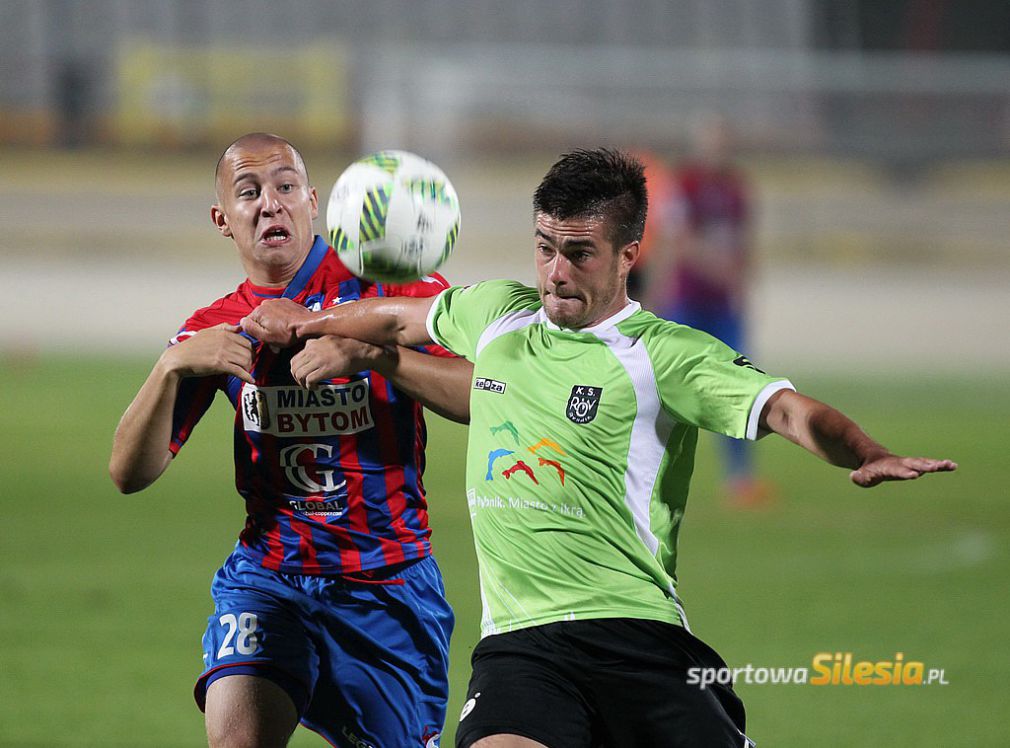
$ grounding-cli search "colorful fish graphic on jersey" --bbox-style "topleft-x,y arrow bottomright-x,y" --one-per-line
527,436 -> 566,455
537,457 -> 565,485
490,421 -> 521,445
485,448 -> 515,480
502,459 -> 539,484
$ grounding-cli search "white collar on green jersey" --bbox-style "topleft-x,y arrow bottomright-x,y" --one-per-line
542,299 -> 641,334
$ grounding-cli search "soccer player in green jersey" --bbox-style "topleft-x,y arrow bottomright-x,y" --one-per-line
242,148 -> 957,748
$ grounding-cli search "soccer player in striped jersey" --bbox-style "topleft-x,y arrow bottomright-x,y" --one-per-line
243,148 -> 957,748
110,133 -> 470,748
645,113 -> 770,507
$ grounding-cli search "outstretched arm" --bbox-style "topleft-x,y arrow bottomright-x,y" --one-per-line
241,296 -> 436,348
109,324 -> 253,493
759,390 -> 957,487
289,335 -> 472,424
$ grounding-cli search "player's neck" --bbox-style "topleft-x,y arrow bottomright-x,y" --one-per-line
246,269 -> 295,288
581,294 -> 632,329
242,250 -> 311,288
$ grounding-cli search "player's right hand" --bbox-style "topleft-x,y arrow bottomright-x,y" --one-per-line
290,335 -> 384,388
241,298 -> 309,347
849,454 -> 958,488
161,323 -> 254,383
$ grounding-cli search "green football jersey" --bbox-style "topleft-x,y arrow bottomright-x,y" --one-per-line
427,280 -> 793,637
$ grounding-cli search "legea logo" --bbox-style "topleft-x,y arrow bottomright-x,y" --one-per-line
474,377 -> 506,394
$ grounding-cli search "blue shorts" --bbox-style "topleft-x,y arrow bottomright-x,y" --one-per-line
195,550 -> 454,747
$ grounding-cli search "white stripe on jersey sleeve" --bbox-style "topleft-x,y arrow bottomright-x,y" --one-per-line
424,288 -> 451,347
745,380 -> 796,441
475,308 -> 542,357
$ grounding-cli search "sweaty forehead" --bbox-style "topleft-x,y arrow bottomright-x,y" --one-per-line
535,213 -> 607,244
218,143 -> 305,187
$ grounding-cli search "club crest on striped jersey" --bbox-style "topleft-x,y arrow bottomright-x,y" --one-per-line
566,385 -> 602,424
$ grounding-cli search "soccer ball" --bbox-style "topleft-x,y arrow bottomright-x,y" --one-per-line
326,150 -> 461,283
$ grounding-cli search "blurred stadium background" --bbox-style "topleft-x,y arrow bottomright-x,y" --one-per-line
1,1 -> 1007,746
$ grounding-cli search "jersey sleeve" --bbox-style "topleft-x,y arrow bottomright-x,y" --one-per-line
649,324 -> 793,440
166,321 -> 223,455
382,272 -> 451,299
169,375 -> 220,455
425,280 -> 539,360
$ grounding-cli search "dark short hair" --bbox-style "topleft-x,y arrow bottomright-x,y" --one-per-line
533,148 -> 647,247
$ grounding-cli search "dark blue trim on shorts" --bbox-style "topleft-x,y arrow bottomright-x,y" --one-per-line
195,662 -> 311,716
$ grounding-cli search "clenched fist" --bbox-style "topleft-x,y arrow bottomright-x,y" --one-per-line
241,298 -> 311,347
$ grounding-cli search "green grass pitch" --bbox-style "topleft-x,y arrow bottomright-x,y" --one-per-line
0,355 -> 1005,746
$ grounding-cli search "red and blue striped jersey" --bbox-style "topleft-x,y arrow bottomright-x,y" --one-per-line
665,163 -> 750,311
169,236 -> 453,575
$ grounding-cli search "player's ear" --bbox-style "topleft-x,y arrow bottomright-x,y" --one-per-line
618,240 -> 640,273
211,204 -> 233,238
309,186 -> 319,221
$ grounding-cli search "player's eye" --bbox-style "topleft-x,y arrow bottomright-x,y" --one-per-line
238,187 -> 259,198
278,183 -> 294,193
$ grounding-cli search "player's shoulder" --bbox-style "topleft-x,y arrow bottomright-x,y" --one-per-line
620,308 -> 726,354
427,280 -> 540,353
436,281 -> 541,328
457,279 -> 539,307
621,306 -> 690,335
314,243 -> 359,286
171,283 -> 253,342
387,271 -> 452,298
380,271 -> 452,299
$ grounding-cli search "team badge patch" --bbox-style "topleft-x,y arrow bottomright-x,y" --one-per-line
242,388 -> 271,430
566,385 -> 602,424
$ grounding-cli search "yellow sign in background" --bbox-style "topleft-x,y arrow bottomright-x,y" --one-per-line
116,39 -> 350,147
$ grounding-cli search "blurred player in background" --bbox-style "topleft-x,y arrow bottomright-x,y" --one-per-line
109,133 -> 471,748
623,149 -> 672,302
242,147 -> 957,748
643,113 -> 769,507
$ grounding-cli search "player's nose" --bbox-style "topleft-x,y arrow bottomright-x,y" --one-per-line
260,186 -> 284,215
547,254 -> 571,285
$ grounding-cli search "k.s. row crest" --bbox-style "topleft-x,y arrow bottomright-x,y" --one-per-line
566,385 -> 602,424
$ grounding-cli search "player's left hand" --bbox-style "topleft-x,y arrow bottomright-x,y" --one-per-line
850,455 -> 958,488
290,335 -> 384,388
241,299 -> 310,347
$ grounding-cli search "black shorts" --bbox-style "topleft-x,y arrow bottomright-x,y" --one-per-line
454,618 -> 753,748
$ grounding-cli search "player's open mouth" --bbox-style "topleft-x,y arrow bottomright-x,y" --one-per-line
261,226 -> 290,245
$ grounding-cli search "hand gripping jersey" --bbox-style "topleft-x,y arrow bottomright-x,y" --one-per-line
427,280 -> 794,637
170,236 -> 453,575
